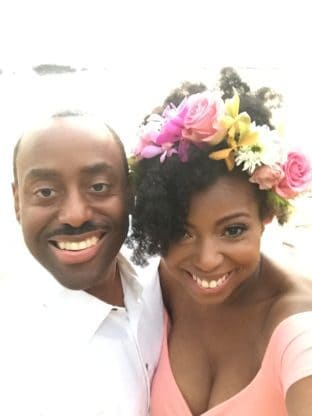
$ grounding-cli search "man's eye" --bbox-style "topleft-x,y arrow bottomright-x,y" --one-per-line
224,224 -> 247,238
90,183 -> 109,192
35,188 -> 55,198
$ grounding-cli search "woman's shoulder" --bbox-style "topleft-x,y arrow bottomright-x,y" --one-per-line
264,272 -> 312,342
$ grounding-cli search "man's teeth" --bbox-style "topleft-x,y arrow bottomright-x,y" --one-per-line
192,274 -> 228,289
57,236 -> 99,251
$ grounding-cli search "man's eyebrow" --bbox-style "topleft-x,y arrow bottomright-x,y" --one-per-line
24,163 -> 116,182
25,168 -> 59,181
80,162 -> 115,175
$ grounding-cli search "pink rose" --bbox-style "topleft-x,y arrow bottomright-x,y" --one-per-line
181,91 -> 226,144
274,151 -> 312,198
249,165 -> 284,190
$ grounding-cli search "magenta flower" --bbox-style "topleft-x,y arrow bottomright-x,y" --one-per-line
134,115 -> 178,162
155,100 -> 188,145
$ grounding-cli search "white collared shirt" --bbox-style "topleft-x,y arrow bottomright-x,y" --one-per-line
0,251 -> 163,416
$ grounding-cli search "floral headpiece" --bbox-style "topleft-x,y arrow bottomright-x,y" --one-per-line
133,91 -> 312,207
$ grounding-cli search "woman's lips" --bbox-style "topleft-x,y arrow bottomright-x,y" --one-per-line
187,271 -> 233,292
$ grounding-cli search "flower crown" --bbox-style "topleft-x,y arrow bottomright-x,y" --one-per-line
133,91 -> 312,206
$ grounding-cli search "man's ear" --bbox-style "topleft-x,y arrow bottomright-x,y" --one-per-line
12,182 -> 21,223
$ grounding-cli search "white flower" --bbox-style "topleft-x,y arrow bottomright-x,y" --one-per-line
235,125 -> 286,174
255,125 -> 286,166
235,148 -> 263,173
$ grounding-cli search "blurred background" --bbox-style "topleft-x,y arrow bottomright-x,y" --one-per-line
0,0 -> 311,277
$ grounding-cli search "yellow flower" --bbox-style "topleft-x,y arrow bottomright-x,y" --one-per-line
209,94 -> 259,170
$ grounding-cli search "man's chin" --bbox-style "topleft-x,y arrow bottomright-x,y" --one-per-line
40,262 -> 98,291
54,274 -> 95,291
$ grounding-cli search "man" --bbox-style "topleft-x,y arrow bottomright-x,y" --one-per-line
2,113 -> 163,415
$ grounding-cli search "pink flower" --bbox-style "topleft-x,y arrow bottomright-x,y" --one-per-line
274,151 -> 312,198
134,116 -> 177,162
159,143 -> 178,163
137,144 -> 163,159
156,101 -> 188,145
181,91 -> 226,144
249,165 -> 284,190
134,115 -> 163,158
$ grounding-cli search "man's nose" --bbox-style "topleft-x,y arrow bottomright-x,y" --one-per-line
193,237 -> 223,272
58,190 -> 93,228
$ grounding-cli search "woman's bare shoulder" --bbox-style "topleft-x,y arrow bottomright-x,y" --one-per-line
265,271 -> 312,337
259,256 -> 312,337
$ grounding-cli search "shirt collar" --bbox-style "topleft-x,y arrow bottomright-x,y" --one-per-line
42,251 -> 144,343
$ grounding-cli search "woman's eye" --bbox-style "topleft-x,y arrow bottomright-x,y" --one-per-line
182,231 -> 194,240
35,188 -> 55,198
224,224 -> 247,238
90,183 -> 109,193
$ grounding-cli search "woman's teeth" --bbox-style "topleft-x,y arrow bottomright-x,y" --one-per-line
192,273 -> 229,289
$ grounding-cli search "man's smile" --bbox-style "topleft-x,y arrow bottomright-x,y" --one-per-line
55,236 -> 99,251
48,231 -> 106,264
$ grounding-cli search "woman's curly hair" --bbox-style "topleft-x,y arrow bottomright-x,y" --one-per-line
128,68 -> 289,266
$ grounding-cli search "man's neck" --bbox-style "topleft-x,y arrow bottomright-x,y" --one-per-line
86,262 -> 124,306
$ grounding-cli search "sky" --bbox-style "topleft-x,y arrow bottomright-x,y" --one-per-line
1,0 -> 311,125
0,0 -> 309,69
1,0 -> 311,169
1,0 -> 311,136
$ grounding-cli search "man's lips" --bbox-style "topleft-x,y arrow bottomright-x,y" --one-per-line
48,231 -> 106,265
56,236 -> 99,251
48,230 -> 104,247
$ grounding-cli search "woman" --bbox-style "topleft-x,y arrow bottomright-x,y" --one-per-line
129,74 -> 312,415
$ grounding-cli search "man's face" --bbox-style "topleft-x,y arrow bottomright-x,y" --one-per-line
13,117 -> 130,293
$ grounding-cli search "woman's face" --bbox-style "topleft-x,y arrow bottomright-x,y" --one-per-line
161,175 -> 265,305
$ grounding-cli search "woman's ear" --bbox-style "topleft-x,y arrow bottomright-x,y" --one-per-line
126,175 -> 135,215
263,213 -> 274,226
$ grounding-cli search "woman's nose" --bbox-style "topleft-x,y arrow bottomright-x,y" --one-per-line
193,238 -> 224,272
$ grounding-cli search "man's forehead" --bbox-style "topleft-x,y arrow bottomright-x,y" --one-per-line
14,115 -> 127,183
20,116 -> 114,148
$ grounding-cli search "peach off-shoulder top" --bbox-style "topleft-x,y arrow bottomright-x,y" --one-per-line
151,311 -> 312,416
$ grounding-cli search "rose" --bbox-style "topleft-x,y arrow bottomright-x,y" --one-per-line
274,151 -> 312,198
249,165 -> 284,190
181,91 -> 226,144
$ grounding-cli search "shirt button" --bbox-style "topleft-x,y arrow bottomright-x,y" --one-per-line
145,363 -> 149,370
112,307 -> 118,311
